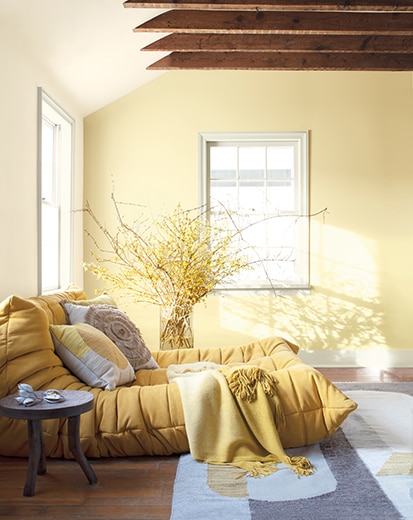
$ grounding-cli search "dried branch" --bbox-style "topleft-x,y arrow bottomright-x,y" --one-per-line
82,197 -> 328,309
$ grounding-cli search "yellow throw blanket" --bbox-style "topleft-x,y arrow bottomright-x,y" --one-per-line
167,362 -> 314,478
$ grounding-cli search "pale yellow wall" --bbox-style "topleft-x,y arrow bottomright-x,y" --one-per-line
84,70 -> 413,357
0,22 -> 84,300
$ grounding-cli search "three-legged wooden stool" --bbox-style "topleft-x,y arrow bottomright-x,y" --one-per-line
0,390 -> 98,496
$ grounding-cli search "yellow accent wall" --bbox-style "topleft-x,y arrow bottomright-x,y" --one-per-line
84,71 -> 413,356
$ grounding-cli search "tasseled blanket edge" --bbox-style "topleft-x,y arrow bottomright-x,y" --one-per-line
218,365 -> 315,478
208,455 -> 315,479
221,366 -> 279,402
220,365 -> 285,427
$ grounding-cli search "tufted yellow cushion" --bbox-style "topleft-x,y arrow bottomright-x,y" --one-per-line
30,287 -> 87,325
0,295 -> 70,399
50,323 -> 135,391
151,337 -> 357,449
237,340 -> 358,448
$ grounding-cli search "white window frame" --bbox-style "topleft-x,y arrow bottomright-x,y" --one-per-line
199,131 -> 309,291
37,88 -> 74,294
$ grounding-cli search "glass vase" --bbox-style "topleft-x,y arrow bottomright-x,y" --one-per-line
160,305 -> 194,350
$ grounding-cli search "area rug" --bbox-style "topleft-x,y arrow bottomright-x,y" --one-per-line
170,382 -> 413,520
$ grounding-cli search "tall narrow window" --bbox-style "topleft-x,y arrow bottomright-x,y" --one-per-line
199,132 -> 309,290
38,89 -> 74,293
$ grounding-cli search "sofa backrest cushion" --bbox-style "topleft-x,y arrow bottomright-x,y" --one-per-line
0,296 -> 57,398
29,287 -> 87,325
0,288 -> 88,398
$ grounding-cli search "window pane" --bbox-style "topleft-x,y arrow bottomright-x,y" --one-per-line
211,180 -> 237,210
239,181 -> 265,211
267,146 -> 295,211
41,203 -> 59,291
210,146 -> 237,179
267,181 -> 295,212
239,147 -> 265,179
267,146 -> 294,172
41,120 -> 55,203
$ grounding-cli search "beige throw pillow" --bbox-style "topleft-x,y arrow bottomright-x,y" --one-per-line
50,322 -> 135,390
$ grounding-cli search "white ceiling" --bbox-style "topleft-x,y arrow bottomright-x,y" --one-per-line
0,0 -> 167,116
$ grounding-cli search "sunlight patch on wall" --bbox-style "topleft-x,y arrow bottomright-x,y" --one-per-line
311,223 -> 380,301
216,223 -> 386,351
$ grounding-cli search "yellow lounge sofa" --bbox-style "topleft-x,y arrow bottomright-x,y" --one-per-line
0,288 -> 357,460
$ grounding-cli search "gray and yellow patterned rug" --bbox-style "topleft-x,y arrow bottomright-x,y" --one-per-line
171,382 -> 413,520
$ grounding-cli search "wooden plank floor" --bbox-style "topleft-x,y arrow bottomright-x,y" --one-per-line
1,368 -> 412,520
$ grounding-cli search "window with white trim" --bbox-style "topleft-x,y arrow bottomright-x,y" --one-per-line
199,132 -> 309,291
38,89 -> 74,293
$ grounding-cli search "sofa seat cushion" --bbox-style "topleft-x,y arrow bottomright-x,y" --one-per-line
152,337 -> 357,449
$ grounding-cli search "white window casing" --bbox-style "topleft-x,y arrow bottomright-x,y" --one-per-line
199,131 -> 309,292
38,88 -> 74,294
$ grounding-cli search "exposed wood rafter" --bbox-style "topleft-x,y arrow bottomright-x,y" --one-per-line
133,10 -> 413,35
143,33 -> 413,52
124,0 -> 413,11
147,50 -> 413,69
123,0 -> 413,70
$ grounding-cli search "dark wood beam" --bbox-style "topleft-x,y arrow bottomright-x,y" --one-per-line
147,50 -> 413,69
143,33 -> 413,52
133,10 -> 413,34
124,0 -> 413,11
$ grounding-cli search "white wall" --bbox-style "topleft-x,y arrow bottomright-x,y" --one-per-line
0,21 -> 84,300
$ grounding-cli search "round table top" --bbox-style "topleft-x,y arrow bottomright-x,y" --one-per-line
0,390 -> 94,420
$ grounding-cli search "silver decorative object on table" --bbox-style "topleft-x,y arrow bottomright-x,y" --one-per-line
43,389 -> 65,403
15,384 -> 42,407
15,384 -> 66,406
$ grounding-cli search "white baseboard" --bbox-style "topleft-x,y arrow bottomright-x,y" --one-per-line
298,349 -> 413,368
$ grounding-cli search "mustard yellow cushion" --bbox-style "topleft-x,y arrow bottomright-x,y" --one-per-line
0,295 -> 69,399
235,340 -> 358,448
50,322 -> 135,391
62,294 -> 117,308
30,287 -> 87,325
62,302 -> 158,371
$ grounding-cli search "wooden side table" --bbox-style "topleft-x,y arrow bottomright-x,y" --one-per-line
0,389 -> 98,496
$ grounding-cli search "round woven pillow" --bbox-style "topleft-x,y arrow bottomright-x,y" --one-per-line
85,304 -> 157,370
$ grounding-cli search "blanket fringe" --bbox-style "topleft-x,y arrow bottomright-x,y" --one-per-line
222,366 -> 278,402
221,366 -> 285,427
287,456 -> 315,476
220,455 -> 315,479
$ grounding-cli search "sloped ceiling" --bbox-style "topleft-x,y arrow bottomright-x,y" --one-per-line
0,0 -> 168,116
1,0 -> 412,115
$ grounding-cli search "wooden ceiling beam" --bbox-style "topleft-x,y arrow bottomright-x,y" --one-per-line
133,10 -> 413,35
143,33 -> 413,52
124,0 -> 413,12
125,1 -> 413,70
147,50 -> 413,69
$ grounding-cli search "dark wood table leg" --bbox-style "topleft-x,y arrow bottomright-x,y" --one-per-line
24,419 -> 45,497
67,415 -> 98,485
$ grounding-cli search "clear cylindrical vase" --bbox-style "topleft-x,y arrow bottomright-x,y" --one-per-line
160,305 -> 194,350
